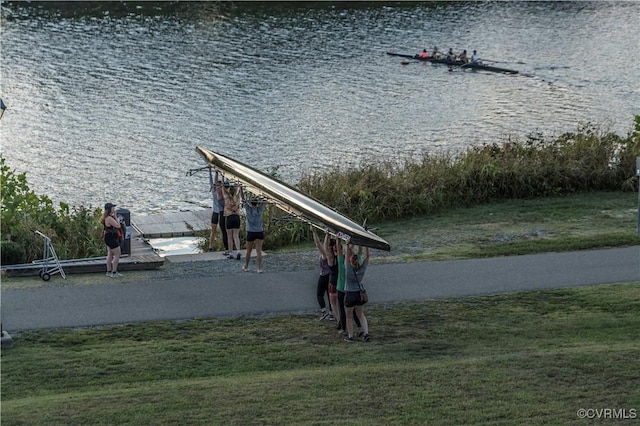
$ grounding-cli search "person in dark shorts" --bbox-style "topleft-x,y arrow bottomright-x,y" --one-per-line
335,240 -> 362,335
100,202 -> 123,278
312,227 -> 334,321
343,244 -> 370,342
222,180 -> 242,260
208,170 -> 228,253
325,236 -> 340,327
242,196 -> 266,273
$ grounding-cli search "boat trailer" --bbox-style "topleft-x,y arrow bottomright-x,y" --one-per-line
33,230 -> 66,281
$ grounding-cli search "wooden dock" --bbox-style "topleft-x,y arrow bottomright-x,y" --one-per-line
132,210 -> 211,238
1,210 -> 214,278
1,228 -> 164,278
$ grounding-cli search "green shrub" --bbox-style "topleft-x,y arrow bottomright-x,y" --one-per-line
299,117 -> 640,223
4,117 -> 640,258
202,118 -> 639,250
1,156 -> 104,263
1,240 -> 25,265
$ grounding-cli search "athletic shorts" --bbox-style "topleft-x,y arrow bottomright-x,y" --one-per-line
225,213 -> 240,229
344,290 -> 366,307
246,231 -> 264,242
211,211 -> 220,225
328,283 -> 337,294
104,235 -> 120,250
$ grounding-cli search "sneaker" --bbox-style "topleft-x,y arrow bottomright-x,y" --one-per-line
227,254 -> 235,259
242,266 -> 249,272
344,336 -> 354,343
328,313 -> 335,321
236,252 -> 241,260
111,272 -> 123,278
319,310 -> 329,321
222,251 -> 229,256
256,269 -> 263,274
363,334 -> 370,342
338,329 -> 346,335
106,272 -> 112,277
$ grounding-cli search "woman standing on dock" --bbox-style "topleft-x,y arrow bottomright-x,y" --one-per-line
100,202 -> 123,278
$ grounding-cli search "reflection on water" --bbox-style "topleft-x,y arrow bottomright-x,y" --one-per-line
2,1 -> 639,214
147,237 -> 200,257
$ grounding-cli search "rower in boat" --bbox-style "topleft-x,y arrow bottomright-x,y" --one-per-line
431,46 -> 440,58
418,48 -> 429,59
446,47 -> 455,62
471,50 -> 480,64
458,49 -> 469,63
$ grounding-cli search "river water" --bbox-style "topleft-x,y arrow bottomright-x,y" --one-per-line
2,1 -> 639,215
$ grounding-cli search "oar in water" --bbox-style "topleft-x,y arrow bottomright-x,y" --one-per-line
481,58 -> 526,65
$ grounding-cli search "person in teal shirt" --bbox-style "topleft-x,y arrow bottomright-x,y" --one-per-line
336,240 -> 361,335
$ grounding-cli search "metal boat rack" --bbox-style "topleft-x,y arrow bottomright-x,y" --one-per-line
33,230 -> 66,281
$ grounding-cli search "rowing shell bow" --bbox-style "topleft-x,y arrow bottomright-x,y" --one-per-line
195,146 -> 391,251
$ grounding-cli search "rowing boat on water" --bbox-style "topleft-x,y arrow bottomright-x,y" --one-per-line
387,52 -> 519,74
386,52 -> 519,74
195,147 -> 391,251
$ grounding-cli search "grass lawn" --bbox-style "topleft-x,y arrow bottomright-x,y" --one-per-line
2,283 -> 639,425
2,191 -> 639,424
375,191 -> 640,261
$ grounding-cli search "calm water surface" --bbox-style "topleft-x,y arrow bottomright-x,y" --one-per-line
2,1 -> 639,215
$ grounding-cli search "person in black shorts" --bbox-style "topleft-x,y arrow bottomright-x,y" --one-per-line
100,202 -> 123,278
312,227 -> 334,321
343,244 -> 370,342
222,180 -> 242,260
242,195 -> 266,273
325,237 -> 340,327
209,170 -> 228,253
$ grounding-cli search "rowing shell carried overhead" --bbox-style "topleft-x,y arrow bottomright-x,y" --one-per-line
195,146 -> 391,251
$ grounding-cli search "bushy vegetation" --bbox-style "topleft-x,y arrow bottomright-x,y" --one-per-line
4,118 -> 639,262
0,156 -> 104,264
202,118 -> 639,251
299,118 -> 640,224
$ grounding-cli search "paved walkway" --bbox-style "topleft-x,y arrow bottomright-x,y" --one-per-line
2,247 -> 638,331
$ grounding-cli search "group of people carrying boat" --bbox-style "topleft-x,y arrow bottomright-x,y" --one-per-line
207,169 -> 372,343
418,46 -> 480,64
312,227 -> 371,343
103,154 -> 377,343
208,169 -> 266,273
